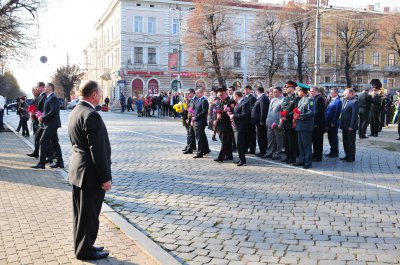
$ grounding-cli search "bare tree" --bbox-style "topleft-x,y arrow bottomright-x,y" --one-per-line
381,13 -> 400,58
0,71 -> 24,100
52,65 -> 82,103
335,17 -> 377,87
254,10 -> 285,87
0,0 -> 44,60
185,0 -> 236,87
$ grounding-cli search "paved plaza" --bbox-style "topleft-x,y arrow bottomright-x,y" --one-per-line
2,111 -> 400,265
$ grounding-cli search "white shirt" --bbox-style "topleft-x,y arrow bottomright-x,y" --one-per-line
237,98 -> 244,104
80,99 -> 95,109
0,96 -> 4,110
46,92 -> 54,98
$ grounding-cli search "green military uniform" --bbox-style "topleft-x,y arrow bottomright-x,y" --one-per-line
281,92 -> 301,163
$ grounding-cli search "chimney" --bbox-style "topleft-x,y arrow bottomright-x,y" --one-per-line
384,6 -> 390,12
368,5 -> 374,11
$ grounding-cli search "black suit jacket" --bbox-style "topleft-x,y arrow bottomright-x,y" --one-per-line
36,93 -> 47,112
340,97 -> 359,130
233,99 -> 250,132
41,93 -> 61,128
251,94 -> 269,126
313,95 -> 326,128
68,101 -> 112,189
194,97 -> 209,128
358,92 -> 372,111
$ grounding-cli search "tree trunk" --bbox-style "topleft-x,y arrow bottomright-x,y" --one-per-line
345,59 -> 352,87
297,57 -> 304,83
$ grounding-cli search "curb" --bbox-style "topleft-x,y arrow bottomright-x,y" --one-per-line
4,122 -> 181,265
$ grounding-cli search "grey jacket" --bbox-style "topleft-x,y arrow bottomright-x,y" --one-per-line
266,96 -> 284,126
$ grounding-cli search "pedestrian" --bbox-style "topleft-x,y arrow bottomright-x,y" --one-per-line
126,96 -> 134,112
104,96 -> 110,107
67,80 -> 112,260
325,88 -> 342,158
243,85 -> 256,154
251,86 -> 269,157
209,96 -> 220,141
135,96 -> 144,117
151,96 -> 157,116
229,91 -> 250,166
309,86 -> 325,162
264,87 -> 284,160
384,90 -> 393,126
119,92 -> 126,113
394,90 -> 400,140
182,89 -> 197,154
18,97 -> 30,137
0,94 -> 4,130
192,88 -> 210,158
369,79 -> 382,137
293,85 -> 315,169
31,83 -> 64,169
358,87 -> 372,139
340,88 -> 359,162
144,95 -> 152,117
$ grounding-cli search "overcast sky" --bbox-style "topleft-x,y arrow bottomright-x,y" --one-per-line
7,0 -> 400,96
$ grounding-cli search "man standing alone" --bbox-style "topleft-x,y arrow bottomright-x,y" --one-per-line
68,80 -> 112,260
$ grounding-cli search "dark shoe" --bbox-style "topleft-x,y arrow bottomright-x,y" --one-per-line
31,163 -> 45,169
193,154 -> 203,158
272,156 -> 281,160
345,158 -> 355,162
340,156 -> 349,160
293,162 -> 304,167
224,155 -> 233,161
281,158 -> 288,162
182,148 -> 188,152
327,154 -> 338,158
237,161 -> 246,166
262,154 -> 273,159
233,160 -> 240,164
246,151 -> 255,154
255,152 -> 266,157
303,165 -> 312,169
27,153 -> 39,158
49,162 -> 64,168
286,159 -> 296,164
312,157 -> 322,162
93,246 -> 104,252
183,150 -> 193,154
396,138 -> 400,141
204,151 -> 211,155
78,250 -> 109,260
372,134 -> 378,137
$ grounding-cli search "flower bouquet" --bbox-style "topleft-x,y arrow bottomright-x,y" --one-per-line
292,107 -> 301,128
278,110 -> 288,128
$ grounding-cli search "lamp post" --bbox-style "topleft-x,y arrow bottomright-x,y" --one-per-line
314,0 -> 321,86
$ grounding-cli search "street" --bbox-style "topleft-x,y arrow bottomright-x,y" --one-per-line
3,110 -> 400,265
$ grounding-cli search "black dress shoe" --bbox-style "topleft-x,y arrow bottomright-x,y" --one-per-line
272,156 -> 281,160
31,163 -> 45,169
213,158 -> 223,163
78,250 -> 109,260
372,134 -> 378,137
183,150 -> 193,154
224,155 -> 233,161
27,153 -> 39,158
233,160 -> 240,164
237,161 -> 246,166
396,138 -> 400,141
293,162 -> 304,167
93,246 -> 104,252
286,159 -> 296,164
340,156 -> 349,160
262,154 -> 273,159
50,162 -> 64,168
255,152 -> 265,157
193,154 -> 203,158
345,158 -> 355,162
246,151 -> 255,154
327,154 -> 338,158
303,165 -> 312,169
182,148 -> 188,152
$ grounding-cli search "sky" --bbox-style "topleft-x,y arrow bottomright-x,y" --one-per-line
6,0 -> 400,96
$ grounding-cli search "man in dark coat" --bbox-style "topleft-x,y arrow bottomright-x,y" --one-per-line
183,89 -> 197,154
243,85 -> 257,154
251,87 -> 269,157
340,88 -> 359,162
193,89 -> 210,158
325,88 -> 342,158
230,91 -> 250,166
358,87 -> 372,139
68,80 -> 112,260
119,92 -> 126,112
369,79 -> 382,137
31,83 -> 63,169
309,86 -> 325,161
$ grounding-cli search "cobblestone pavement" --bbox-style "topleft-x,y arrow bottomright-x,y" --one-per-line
4,111 -> 400,264
0,131 -> 156,265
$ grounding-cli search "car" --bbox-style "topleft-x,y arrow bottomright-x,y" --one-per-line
67,99 -> 79,109
7,98 -> 34,112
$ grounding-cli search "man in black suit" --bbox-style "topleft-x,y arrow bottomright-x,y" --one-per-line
193,88 -> 210,158
183,88 -> 197,154
229,91 -> 250,166
27,82 -> 47,158
68,80 -> 112,260
340,88 -> 359,162
309,86 -> 325,161
243,85 -> 256,154
251,87 -> 269,157
31,83 -> 64,169
369,79 -> 382,137
358,87 -> 372,139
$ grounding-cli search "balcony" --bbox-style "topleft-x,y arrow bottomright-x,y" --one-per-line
384,65 -> 400,73
354,64 -> 372,71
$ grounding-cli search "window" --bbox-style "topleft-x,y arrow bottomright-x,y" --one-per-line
356,77 -> 363,84
324,49 -> 332,64
134,47 -> 143,63
324,76 -> 331,83
234,23 -> 243,36
325,25 -> 332,37
340,77 -> 346,83
388,53 -> 396,66
148,17 -> 156,34
356,51 -> 365,64
387,78 -> 394,88
277,54 -> 284,67
134,16 -> 143,32
234,52 -> 241,67
148,48 -> 157,64
172,19 -> 179,35
287,54 -> 294,69
339,52 -> 346,66
373,52 -> 380,66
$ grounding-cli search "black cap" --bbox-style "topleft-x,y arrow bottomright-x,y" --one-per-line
370,79 -> 382,89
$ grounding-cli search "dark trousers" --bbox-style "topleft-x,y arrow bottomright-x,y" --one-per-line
297,130 -> 313,167
0,109 -> 4,129
21,117 -> 29,135
72,185 -> 105,259
218,131 -> 233,160
120,102 -> 125,112
284,129 -> 298,160
126,104 -> 134,112
380,109 -> 385,130
246,124 -> 256,152
327,126 -> 339,155
342,129 -> 356,159
33,127 -> 44,155
39,127 -> 63,164
312,127 -> 324,160
186,125 -> 196,151
358,109 -> 370,137
17,117 -> 22,131
195,126 -> 210,155
234,130 -> 247,162
255,124 -> 267,154
370,110 -> 380,136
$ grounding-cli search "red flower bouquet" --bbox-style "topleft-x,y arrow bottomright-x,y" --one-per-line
279,110 -> 288,117
292,108 -> 301,128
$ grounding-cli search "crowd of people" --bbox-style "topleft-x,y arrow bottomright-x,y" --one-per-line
177,79 -> 400,168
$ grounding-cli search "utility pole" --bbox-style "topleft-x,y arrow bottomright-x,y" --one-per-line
314,0 -> 321,86
178,6 -> 183,92
243,14 -> 248,87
